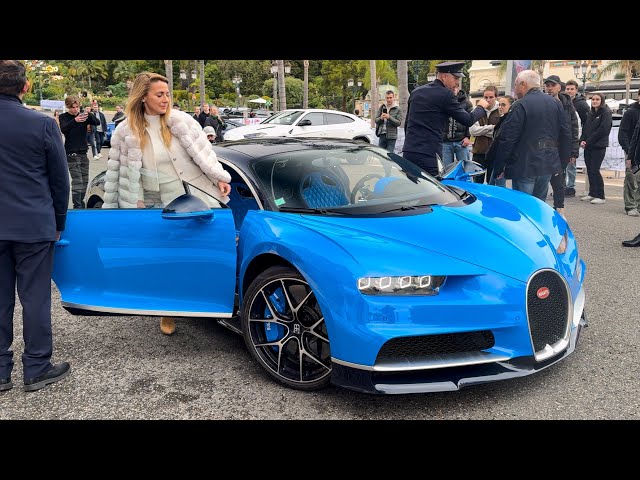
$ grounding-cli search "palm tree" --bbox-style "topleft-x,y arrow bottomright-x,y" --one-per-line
199,60 -> 205,107
164,60 -> 173,99
303,60 -> 309,108
277,60 -> 287,110
113,61 -> 136,84
596,60 -> 640,105
369,60 -> 377,128
397,60 -> 408,129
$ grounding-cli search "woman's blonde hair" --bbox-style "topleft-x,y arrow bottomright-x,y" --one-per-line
125,72 -> 173,150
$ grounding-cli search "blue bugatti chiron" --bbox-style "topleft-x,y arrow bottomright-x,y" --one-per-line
53,138 -> 587,394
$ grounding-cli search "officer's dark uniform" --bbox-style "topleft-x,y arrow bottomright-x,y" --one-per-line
403,61 -> 486,175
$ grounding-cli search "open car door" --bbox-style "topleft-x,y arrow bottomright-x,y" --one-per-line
52,193 -> 237,319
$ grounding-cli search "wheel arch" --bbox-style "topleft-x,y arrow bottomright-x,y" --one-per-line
241,253 -> 297,304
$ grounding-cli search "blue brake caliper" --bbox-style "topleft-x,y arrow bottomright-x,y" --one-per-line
264,287 -> 286,348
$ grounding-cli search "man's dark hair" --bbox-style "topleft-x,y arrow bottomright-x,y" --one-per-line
0,60 -> 27,96
483,85 -> 499,96
566,79 -> 579,88
385,90 -> 394,96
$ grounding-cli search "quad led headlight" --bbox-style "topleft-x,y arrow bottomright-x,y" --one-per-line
357,275 -> 445,295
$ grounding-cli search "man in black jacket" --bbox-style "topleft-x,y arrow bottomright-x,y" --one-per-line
491,70 -> 571,201
0,60 -> 71,392
204,105 -> 227,143
544,75 -> 579,217
564,80 -> 590,196
618,93 -> 640,216
112,104 -> 125,127
622,119 -> 640,246
403,62 -> 488,176
59,95 -> 99,208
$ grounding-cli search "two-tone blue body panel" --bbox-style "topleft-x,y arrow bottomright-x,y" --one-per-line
53,139 -> 586,394
236,188 -> 584,369
53,208 -> 236,317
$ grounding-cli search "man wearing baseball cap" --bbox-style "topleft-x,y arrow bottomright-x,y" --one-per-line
544,74 -> 579,218
403,61 -> 489,176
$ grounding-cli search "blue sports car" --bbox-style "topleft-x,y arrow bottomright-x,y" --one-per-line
53,138 -> 587,394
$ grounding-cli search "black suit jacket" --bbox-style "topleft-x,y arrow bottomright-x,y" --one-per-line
0,94 -> 69,241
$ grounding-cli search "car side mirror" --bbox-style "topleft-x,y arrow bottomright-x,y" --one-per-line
162,194 -> 214,222
298,119 -> 312,126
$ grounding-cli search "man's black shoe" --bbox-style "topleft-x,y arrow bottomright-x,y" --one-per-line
565,187 -> 576,197
622,234 -> 640,247
23,362 -> 71,392
0,377 -> 12,392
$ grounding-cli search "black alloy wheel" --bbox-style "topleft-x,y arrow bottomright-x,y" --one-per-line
241,266 -> 331,391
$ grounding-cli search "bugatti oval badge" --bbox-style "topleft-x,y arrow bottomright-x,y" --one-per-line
537,287 -> 550,299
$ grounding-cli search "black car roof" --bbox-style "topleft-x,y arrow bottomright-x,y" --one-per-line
212,137 -> 369,167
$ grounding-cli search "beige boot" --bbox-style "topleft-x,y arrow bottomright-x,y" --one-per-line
160,317 -> 176,335
556,207 -> 566,219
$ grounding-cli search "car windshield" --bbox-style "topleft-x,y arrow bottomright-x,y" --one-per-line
251,146 -> 460,215
260,110 -> 304,126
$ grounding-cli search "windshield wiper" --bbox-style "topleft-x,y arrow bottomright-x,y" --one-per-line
278,207 -> 348,215
380,204 -> 434,213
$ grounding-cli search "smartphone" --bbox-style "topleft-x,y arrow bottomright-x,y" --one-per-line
382,106 -> 387,114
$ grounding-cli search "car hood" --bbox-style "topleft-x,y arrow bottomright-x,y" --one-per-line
225,123 -> 292,139
291,193 -> 566,283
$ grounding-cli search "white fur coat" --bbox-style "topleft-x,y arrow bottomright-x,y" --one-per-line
103,109 -> 231,208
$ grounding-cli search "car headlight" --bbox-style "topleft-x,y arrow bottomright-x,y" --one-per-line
357,275 -> 445,295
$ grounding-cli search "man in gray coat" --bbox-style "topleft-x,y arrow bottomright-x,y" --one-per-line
0,60 -> 71,392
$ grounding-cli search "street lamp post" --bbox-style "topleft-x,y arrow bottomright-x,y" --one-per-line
190,68 -> 197,107
347,79 -> 362,114
180,69 -> 197,109
232,75 -> 242,108
180,69 -> 187,109
573,61 -> 598,96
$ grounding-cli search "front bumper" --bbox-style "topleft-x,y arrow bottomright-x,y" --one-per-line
330,308 -> 587,395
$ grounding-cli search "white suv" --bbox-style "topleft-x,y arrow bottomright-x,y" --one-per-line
223,108 -> 375,143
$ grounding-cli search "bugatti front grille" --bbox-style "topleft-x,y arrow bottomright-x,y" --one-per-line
376,331 -> 495,363
527,270 -> 569,354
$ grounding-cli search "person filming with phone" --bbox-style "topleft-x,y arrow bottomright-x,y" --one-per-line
375,90 -> 402,153
58,96 -> 99,208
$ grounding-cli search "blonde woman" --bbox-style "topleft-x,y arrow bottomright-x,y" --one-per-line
103,72 -> 231,335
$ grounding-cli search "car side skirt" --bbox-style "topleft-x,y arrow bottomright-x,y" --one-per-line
61,301 -> 233,318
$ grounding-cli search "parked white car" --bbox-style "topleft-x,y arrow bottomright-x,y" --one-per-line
223,108 -> 376,143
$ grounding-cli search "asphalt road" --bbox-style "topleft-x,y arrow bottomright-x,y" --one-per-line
2,142 -> 639,419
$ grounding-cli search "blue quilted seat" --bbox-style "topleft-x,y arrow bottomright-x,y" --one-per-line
300,171 -> 349,209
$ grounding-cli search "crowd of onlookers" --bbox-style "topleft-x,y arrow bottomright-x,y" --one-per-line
382,64 -> 640,226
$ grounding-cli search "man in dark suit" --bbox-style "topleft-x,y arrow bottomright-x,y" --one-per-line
403,61 -> 489,176
491,69 -> 571,201
0,60 -> 71,392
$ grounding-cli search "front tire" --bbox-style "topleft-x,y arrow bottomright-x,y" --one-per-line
241,266 -> 332,391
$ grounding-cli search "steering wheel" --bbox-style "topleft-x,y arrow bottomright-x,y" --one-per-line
350,174 -> 383,203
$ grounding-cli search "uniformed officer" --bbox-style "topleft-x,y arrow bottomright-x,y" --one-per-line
403,61 -> 489,176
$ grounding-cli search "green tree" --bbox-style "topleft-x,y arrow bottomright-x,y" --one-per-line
597,60 -> 640,104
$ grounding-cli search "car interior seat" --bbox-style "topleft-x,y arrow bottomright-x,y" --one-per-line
300,169 -> 349,209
